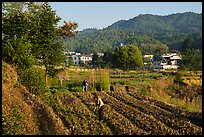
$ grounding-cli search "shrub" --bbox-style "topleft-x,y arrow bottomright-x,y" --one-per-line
70,87 -> 83,92
140,87 -> 150,96
99,69 -> 110,91
174,76 -> 186,86
65,81 -> 83,92
166,84 -> 182,91
66,81 -> 82,88
49,77 -> 61,88
18,67 -> 47,95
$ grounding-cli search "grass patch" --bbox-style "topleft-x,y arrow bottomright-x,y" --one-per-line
2,104 -> 26,135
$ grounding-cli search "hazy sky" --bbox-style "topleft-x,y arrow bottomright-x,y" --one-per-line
49,2 -> 202,31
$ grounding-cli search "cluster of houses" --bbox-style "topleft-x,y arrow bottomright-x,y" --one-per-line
143,53 -> 182,69
64,51 -> 92,65
64,51 -> 104,66
64,51 -> 182,69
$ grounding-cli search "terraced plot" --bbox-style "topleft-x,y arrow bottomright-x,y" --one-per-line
107,90 -> 202,135
42,90 -> 202,135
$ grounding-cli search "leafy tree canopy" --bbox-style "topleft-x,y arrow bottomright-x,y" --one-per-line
113,45 -> 143,70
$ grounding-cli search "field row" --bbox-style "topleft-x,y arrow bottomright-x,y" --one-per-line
43,92 -> 112,135
42,90 -> 202,135
73,92 -> 149,135
127,90 -> 202,127
96,91 -> 180,135
107,90 -> 202,135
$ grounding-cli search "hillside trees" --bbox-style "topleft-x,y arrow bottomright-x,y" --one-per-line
2,2 -> 78,90
63,12 -> 201,54
113,45 -> 143,70
64,27 -> 170,55
2,2 -> 35,70
27,2 -> 78,86
139,43 -> 169,55
27,2 -> 66,86
181,37 -> 195,52
179,37 -> 202,71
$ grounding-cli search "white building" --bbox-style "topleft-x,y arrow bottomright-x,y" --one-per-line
151,53 -> 182,69
80,55 -> 92,64
64,52 -> 81,65
64,51 -> 93,66
143,55 -> 154,58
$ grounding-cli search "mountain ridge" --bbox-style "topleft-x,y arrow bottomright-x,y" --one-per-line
106,12 -> 201,33
64,12 -> 202,54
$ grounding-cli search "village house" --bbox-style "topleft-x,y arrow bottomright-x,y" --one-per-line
80,55 -> 92,64
151,53 -> 182,69
64,51 -> 93,66
143,53 -> 182,69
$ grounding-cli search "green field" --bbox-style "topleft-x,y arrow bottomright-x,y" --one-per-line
55,66 -> 202,113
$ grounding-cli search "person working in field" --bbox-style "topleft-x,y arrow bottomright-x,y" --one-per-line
93,94 -> 106,122
82,80 -> 88,92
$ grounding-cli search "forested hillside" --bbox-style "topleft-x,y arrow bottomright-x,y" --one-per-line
64,12 -> 202,54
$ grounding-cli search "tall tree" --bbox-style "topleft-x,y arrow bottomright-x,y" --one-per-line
103,50 -> 114,68
27,2 -> 66,86
27,2 -> 78,86
2,2 -> 78,88
91,53 -> 103,68
113,45 -> 143,70
2,2 -> 35,70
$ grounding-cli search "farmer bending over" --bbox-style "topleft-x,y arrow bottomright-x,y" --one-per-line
93,94 -> 106,122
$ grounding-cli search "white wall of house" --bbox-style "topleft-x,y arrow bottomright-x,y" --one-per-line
80,56 -> 92,64
143,55 -> 154,58
65,51 -> 93,65
64,52 -> 81,65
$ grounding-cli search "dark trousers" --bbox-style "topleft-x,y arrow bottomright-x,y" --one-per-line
98,105 -> 106,121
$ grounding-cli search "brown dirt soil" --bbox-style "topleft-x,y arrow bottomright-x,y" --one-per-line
2,62 -> 69,135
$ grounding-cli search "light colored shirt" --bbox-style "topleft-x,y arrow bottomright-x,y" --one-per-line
97,97 -> 104,108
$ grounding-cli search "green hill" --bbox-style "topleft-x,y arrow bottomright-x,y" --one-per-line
64,12 -> 202,54
108,12 -> 201,33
